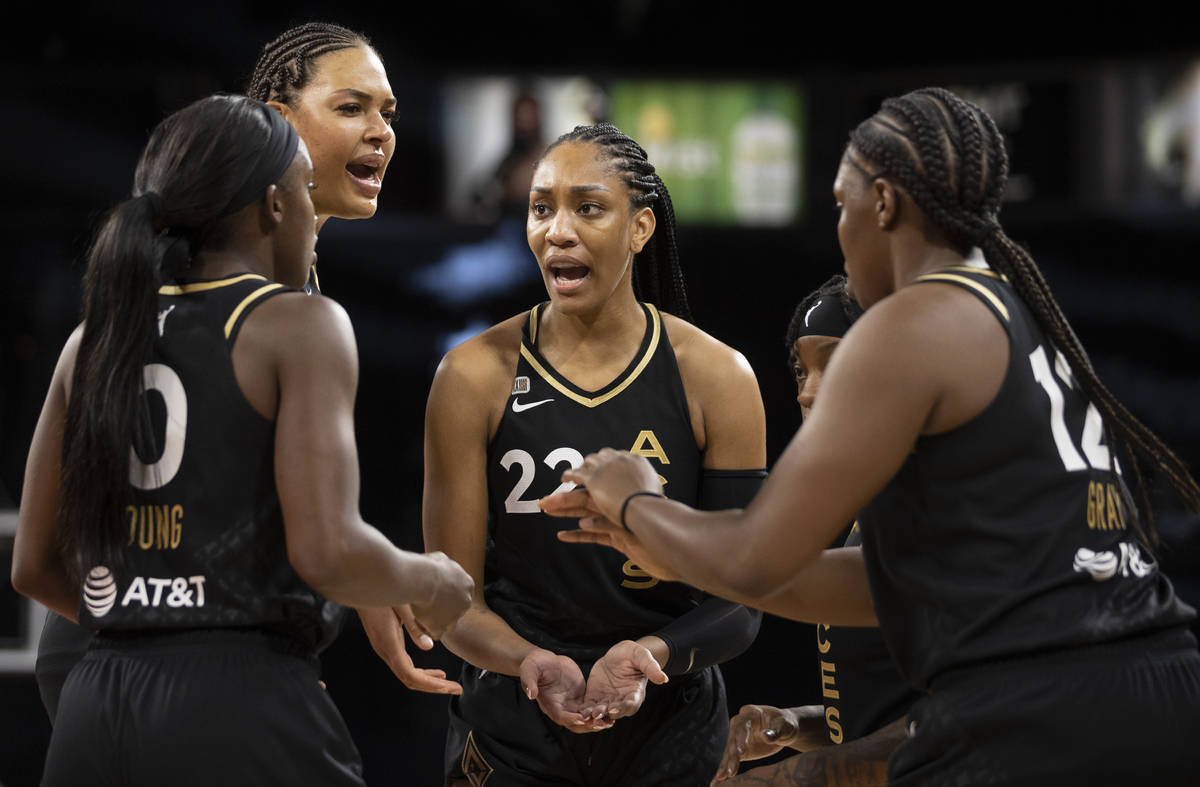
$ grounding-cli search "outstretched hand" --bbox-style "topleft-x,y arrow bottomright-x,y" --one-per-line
519,649 -> 599,733
581,640 -> 669,725
357,606 -> 463,695
711,704 -> 828,783
551,448 -> 663,522
543,489 -> 682,584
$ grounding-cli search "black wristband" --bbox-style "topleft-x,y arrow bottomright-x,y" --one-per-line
619,491 -> 665,532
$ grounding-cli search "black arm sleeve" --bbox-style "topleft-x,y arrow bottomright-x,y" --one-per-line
656,468 -> 767,675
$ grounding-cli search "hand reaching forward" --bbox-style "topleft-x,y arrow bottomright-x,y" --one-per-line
541,488 -> 682,583
553,448 -> 663,522
581,640 -> 669,726
711,704 -> 829,783
356,605 -> 463,695
519,649 -> 595,733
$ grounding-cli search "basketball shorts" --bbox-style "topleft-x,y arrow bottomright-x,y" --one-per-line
889,626 -> 1200,786
35,610 -> 96,722
41,628 -> 366,787
445,662 -> 728,786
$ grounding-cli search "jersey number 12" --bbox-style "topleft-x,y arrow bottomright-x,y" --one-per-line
1029,345 -> 1112,473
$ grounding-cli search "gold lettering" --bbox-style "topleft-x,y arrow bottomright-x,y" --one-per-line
155,506 -> 170,548
825,705 -> 843,744
1086,482 -> 1099,529
816,623 -> 832,654
126,504 -> 184,550
620,560 -> 660,590
820,660 -> 839,700
1106,484 -> 1125,531
629,430 -> 669,465
138,506 -> 154,549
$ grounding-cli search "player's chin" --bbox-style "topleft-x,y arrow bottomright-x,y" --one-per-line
350,197 -> 379,218
331,193 -> 379,221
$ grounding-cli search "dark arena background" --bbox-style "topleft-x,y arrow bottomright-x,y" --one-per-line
2,5 -> 1199,784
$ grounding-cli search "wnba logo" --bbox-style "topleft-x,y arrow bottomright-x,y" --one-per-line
84,566 -> 118,617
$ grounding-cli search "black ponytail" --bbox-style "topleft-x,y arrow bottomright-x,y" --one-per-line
58,94 -> 299,582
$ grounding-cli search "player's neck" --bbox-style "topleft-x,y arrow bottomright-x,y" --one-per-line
537,293 -> 646,379
894,234 -> 969,290
188,247 -> 271,283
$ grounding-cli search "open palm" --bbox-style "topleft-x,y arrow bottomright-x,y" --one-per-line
520,649 -> 589,731
583,640 -> 668,723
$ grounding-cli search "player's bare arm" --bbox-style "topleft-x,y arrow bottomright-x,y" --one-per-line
12,325 -> 84,621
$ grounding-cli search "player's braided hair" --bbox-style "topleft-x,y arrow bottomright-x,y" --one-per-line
848,86 -> 1200,546
246,22 -> 370,105
541,122 -> 692,322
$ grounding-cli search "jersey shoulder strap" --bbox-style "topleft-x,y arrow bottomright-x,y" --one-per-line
912,265 -> 1013,327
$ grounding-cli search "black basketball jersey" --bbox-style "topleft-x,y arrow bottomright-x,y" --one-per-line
859,266 -> 1196,689
815,524 -> 916,743
76,273 -> 340,650
485,302 -> 704,665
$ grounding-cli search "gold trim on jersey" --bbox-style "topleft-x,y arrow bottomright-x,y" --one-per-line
224,283 -> 286,339
529,302 -> 543,345
309,264 -> 321,293
913,272 -> 1010,322
520,303 -> 662,409
158,273 -> 268,295
929,265 -> 1007,281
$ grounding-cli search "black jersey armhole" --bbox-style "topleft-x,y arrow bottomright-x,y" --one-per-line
225,283 -> 290,347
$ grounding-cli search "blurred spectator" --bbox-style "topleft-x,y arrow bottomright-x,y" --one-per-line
1145,61 -> 1200,204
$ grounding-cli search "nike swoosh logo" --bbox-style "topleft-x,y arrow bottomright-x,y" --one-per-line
512,397 -> 554,413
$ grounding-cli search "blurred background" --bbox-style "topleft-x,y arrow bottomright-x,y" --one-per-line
3,3 -> 1200,784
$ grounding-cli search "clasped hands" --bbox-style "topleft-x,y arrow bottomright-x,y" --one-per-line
519,640 -> 668,733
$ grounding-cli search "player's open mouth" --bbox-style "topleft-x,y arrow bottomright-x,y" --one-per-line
550,263 -> 590,291
346,155 -> 384,196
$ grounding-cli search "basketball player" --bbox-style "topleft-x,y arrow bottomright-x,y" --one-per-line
547,88 -> 1200,784
424,123 -> 767,785
713,276 -> 913,786
29,21 -> 451,721
246,20 -> 463,695
11,94 -> 471,785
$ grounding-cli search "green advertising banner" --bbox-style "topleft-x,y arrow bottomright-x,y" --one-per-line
610,81 -> 804,225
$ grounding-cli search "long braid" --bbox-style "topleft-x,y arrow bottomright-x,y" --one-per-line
849,87 -> 1200,547
542,123 -> 692,321
246,22 -> 370,105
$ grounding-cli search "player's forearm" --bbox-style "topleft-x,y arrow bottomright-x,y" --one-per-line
289,522 -> 443,608
11,561 -> 78,623
728,717 -> 902,786
752,548 -> 877,626
651,597 -> 762,674
625,496 -> 874,625
622,496 -> 775,599
441,604 -> 541,676
821,717 -> 903,784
